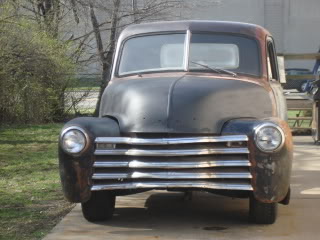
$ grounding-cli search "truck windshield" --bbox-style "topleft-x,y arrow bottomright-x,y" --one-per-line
118,34 -> 186,76
118,32 -> 261,77
189,34 -> 260,76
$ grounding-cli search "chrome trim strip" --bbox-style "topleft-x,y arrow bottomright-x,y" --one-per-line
95,135 -> 248,145
183,30 -> 191,71
94,148 -> 249,156
92,171 -> 252,180
94,161 -> 129,168
91,181 -> 253,191
93,159 -> 251,168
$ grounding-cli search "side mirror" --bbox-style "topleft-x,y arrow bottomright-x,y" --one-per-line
277,56 -> 286,84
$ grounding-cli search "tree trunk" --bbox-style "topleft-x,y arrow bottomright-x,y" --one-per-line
93,0 -> 120,116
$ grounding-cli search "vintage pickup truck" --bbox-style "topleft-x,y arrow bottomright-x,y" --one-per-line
59,21 -> 293,224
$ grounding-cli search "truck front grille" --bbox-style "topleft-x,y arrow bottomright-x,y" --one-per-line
91,135 -> 253,191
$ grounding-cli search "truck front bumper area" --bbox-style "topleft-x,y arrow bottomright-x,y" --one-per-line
59,117 -> 292,204
91,135 -> 252,193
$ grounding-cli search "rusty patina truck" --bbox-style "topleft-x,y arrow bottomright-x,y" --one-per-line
59,21 -> 293,224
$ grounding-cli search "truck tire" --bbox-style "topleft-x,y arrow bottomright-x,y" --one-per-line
249,195 -> 278,224
81,191 -> 116,222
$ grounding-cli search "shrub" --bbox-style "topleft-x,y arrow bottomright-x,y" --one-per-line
0,11 -> 75,124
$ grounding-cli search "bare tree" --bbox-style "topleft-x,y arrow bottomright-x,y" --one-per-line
88,0 -> 120,115
6,0 -> 186,116
73,0 -> 184,115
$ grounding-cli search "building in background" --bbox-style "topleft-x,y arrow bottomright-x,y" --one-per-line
170,0 -> 320,69
84,0 -> 320,73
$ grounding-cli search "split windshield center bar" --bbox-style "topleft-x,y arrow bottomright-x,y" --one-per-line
184,30 -> 191,72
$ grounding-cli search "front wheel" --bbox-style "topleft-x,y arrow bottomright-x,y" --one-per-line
249,195 -> 278,224
81,191 -> 116,222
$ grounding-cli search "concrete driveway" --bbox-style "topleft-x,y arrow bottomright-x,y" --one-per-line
44,136 -> 320,240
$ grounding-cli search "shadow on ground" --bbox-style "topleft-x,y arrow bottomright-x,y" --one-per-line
43,136 -> 320,240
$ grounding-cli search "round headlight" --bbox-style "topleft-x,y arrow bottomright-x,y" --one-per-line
61,127 -> 87,154
254,123 -> 285,152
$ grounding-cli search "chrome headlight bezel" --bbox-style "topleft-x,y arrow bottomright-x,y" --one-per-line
60,126 -> 89,155
254,123 -> 285,153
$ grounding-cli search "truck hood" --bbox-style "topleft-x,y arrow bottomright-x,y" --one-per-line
99,74 -> 274,134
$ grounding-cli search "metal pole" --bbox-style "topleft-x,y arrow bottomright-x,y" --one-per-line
132,0 -> 137,23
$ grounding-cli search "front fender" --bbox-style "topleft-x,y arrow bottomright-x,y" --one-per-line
59,117 -> 120,203
222,118 -> 293,203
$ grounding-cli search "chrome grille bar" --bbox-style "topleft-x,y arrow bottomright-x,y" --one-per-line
95,135 -> 248,145
93,159 -> 251,168
91,181 -> 253,191
92,135 -> 252,192
94,148 -> 249,156
92,171 -> 252,180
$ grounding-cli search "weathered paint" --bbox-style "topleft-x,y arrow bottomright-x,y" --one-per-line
111,21 -> 270,81
59,21 -> 293,204
59,117 -> 120,202
100,74 -> 274,134
222,118 -> 293,203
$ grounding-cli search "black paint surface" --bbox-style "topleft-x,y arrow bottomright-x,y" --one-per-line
100,75 -> 273,134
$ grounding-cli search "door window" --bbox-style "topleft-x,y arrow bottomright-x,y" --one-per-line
267,38 -> 279,81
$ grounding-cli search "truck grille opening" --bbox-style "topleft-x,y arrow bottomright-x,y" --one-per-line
91,135 -> 253,191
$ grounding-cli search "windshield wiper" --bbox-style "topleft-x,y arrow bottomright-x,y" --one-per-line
190,61 -> 237,77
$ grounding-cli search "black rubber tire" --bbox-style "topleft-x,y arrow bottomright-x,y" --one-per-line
280,187 -> 291,205
81,191 -> 116,222
249,196 -> 278,224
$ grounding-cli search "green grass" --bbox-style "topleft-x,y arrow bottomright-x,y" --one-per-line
287,110 -> 313,129
0,110 -> 311,239
68,86 -> 100,91
66,108 -> 95,116
0,124 -> 74,240
74,76 -> 100,89
66,76 -> 100,91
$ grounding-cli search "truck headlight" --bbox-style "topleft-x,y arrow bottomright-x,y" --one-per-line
61,127 -> 88,154
254,123 -> 285,152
